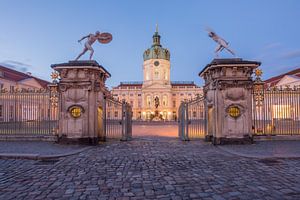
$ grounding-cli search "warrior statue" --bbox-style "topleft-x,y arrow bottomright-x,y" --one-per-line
75,31 -> 112,60
206,28 -> 235,57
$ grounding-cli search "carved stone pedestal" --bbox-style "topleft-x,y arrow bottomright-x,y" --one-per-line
51,60 -> 111,145
199,58 -> 260,145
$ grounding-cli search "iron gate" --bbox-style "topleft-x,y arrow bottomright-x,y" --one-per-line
104,97 -> 132,140
0,87 -> 59,135
253,83 -> 300,135
178,95 -> 206,140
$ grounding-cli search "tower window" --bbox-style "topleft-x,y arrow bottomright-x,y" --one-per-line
154,70 -> 159,79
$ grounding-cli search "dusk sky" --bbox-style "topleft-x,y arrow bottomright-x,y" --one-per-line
0,0 -> 300,88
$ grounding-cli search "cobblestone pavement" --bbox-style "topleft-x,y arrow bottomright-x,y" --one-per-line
1,137 -> 300,200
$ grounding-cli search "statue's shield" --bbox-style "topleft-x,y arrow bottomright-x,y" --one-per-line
98,33 -> 112,44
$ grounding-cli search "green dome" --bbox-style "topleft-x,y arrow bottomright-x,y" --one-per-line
143,30 -> 170,61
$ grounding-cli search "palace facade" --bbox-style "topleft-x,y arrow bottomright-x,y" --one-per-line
264,68 -> 300,88
0,65 -> 51,122
111,28 -> 202,121
0,65 -> 49,90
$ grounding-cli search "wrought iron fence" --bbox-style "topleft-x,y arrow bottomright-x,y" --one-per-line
178,95 -> 206,140
253,83 -> 300,136
105,97 -> 132,140
0,86 -> 59,135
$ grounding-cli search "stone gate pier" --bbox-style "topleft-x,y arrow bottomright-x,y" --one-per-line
199,58 -> 260,145
51,60 -> 111,144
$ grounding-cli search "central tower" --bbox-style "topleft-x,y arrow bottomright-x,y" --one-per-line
142,25 -> 171,86
141,25 -> 172,120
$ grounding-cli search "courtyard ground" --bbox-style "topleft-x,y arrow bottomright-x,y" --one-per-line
1,136 -> 300,200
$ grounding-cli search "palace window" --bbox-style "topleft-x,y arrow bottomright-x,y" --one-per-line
173,100 -> 176,108
138,93 -> 141,96
114,111 -> 118,118
154,70 -> 159,79
146,111 -> 151,120
172,94 -> 176,96
130,100 -> 134,106
164,70 -> 167,80
10,86 -> 15,92
138,100 -> 142,108
162,96 -> 167,106
108,112 -> 111,118
172,111 -> 177,120
147,96 -> 151,107
193,111 -> 197,118
130,93 -> 133,96
0,71 -> 3,77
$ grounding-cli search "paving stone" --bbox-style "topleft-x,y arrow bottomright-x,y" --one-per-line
0,137 -> 300,199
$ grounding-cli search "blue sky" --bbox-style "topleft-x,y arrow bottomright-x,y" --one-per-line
0,0 -> 300,88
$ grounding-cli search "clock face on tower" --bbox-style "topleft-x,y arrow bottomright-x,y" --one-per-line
154,61 -> 160,66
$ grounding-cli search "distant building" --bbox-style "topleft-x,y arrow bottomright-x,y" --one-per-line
265,68 -> 300,88
111,28 -> 202,121
0,65 -> 49,91
0,65 -> 51,122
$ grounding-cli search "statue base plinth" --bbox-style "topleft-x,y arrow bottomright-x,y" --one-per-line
57,136 -> 99,145
212,135 -> 253,145
200,58 -> 261,145
51,60 -> 111,145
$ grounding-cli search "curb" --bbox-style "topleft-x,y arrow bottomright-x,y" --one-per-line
0,146 -> 93,160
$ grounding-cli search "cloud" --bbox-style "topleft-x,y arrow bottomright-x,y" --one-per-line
280,50 -> 300,59
263,42 -> 282,50
0,60 -> 32,72
254,42 -> 282,60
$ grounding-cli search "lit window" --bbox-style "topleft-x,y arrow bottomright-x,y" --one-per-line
162,96 -> 168,106
147,96 -> 151,106
193,111 -> 197,118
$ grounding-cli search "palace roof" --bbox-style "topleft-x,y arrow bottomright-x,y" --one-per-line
0,65 -> 50,88
113,81 -> 199,89
264,68 -> 300,87
143,28 -> 170,61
